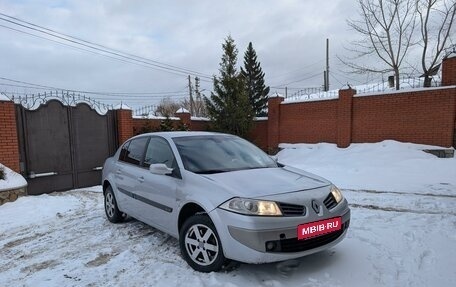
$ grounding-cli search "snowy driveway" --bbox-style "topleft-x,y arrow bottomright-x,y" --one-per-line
0,186 -> 455,287
1,141 -> 455,286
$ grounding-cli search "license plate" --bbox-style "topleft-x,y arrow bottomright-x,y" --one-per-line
297,217 -> 342,240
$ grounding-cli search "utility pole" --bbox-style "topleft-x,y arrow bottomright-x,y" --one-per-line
325,38 -> 330,91
323,71 -> 327,91
188,75 -> 194,115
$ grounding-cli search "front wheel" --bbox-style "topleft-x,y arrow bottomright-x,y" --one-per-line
179,215 -> 227,272
104,186 -> 126,223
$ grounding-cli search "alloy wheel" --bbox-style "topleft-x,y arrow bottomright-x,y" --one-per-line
184,224 -> 219,266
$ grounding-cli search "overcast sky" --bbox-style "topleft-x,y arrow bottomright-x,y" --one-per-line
0,0 -> 387,109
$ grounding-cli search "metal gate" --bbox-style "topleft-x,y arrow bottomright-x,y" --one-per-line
15,95 -> 117,195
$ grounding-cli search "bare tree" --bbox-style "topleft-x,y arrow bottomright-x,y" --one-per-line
416,0 -> 456,87
156,97 -> 181,117
341,0 -> 416,90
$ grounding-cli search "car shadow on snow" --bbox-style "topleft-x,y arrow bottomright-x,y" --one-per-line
114,217 -> 346,279
236,249 -> 345,279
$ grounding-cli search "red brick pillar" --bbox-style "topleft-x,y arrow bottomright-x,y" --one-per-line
0,98 -> 20,172
116,108 -> 133,145
442,54 -> 456,86
337,87 -> 356,148
175,108 -> 191,129
267,93 -> 284,153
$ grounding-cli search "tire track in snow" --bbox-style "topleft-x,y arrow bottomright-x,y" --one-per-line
343,188 -> 456,199
343,189 -> 456,216
349,203 -> 456,216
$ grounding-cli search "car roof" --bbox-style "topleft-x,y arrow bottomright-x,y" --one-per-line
134,131 -> 229,140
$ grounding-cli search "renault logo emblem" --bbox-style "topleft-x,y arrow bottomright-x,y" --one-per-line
311,200 -> 320,214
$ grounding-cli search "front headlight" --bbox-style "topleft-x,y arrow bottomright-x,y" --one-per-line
220,198 -> 283,216
330,185 -> 344,203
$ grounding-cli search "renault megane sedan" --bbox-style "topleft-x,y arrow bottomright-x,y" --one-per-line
102,131 -> 350,272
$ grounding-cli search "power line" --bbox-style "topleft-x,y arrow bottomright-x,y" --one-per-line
272,72 -> 322,88
267,59 -> 325,82
329,73 -> 344,86
0,76 -> 188,98
0,24 -> 199,78
0,13 -> 212,79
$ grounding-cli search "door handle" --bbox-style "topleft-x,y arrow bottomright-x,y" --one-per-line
138,176 -> 145,183
116,169 -> 122,175
92,166 -> 103,171
29,171 -> 57,179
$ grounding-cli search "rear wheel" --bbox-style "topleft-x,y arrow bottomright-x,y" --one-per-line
179,215 -> 227,272
104,186 -> 125,223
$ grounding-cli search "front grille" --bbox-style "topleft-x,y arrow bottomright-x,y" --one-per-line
265,220 -> 349,253
323,193 -> 338,210
278,202 -> 306,216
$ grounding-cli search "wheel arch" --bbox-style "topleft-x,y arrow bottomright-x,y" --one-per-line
178,202 -> 207,232
102,180 -> 111,196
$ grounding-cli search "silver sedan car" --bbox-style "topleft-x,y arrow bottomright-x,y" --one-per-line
102,131 -> 350,272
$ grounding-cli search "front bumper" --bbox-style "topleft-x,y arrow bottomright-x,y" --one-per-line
209,198 -> 350,264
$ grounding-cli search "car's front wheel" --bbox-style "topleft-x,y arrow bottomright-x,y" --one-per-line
179,215 -> 227,272
104,186 -> 125,223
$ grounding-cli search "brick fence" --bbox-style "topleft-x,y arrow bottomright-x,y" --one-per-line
1,55 -> 455,173
0,100 -> 20,172
264,55 -> 456,150
117,110 -> 268,150
268,85 -> 455,150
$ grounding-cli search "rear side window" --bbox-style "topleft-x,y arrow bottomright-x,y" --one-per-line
119,137 -> 149,166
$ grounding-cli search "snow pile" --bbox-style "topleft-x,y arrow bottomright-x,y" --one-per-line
0,163 -> 27,192
0,92 -> 10,101
277,140 -> 456,194
0,193 -> 82,231
132,113 -> 180,120
113,102 -> 132,110
175,107 -> 189,113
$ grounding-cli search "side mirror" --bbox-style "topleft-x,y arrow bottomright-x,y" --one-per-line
149,163 -> 173,175
270,155 -> 278,162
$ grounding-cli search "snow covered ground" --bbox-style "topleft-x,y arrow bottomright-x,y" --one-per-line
0,141 -> 455,286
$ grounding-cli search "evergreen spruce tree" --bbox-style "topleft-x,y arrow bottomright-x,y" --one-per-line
204,36 -> 253,138
159,116 -> 174,131
176,120 -> 189,131
241,42 -> 270,117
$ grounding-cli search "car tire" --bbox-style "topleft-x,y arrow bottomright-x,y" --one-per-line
104,186 -> 126,223
179,215 -> 227,272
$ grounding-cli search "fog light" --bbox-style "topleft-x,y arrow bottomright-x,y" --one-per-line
266,241 -> 276,251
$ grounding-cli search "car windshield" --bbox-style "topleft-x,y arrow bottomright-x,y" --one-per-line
172,135 -> 278,174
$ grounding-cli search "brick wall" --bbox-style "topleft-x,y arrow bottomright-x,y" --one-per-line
116,109 -> 134,145
352,88 -> 456,146
130,116 -> 211,136
190,119 -> 211,131
127,114 -> 267,150
250,120 -> 268,150
0,100 -> 20,172
267,96 -> 284,153
269,86 -> 456,149
263,56 -> 456,150
132,118 -> 163,135
279,99 -> 338,144
337,89 -> 355,148
442,55 -> 456,86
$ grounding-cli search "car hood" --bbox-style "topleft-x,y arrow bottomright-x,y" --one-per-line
201,166 -> 331,198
